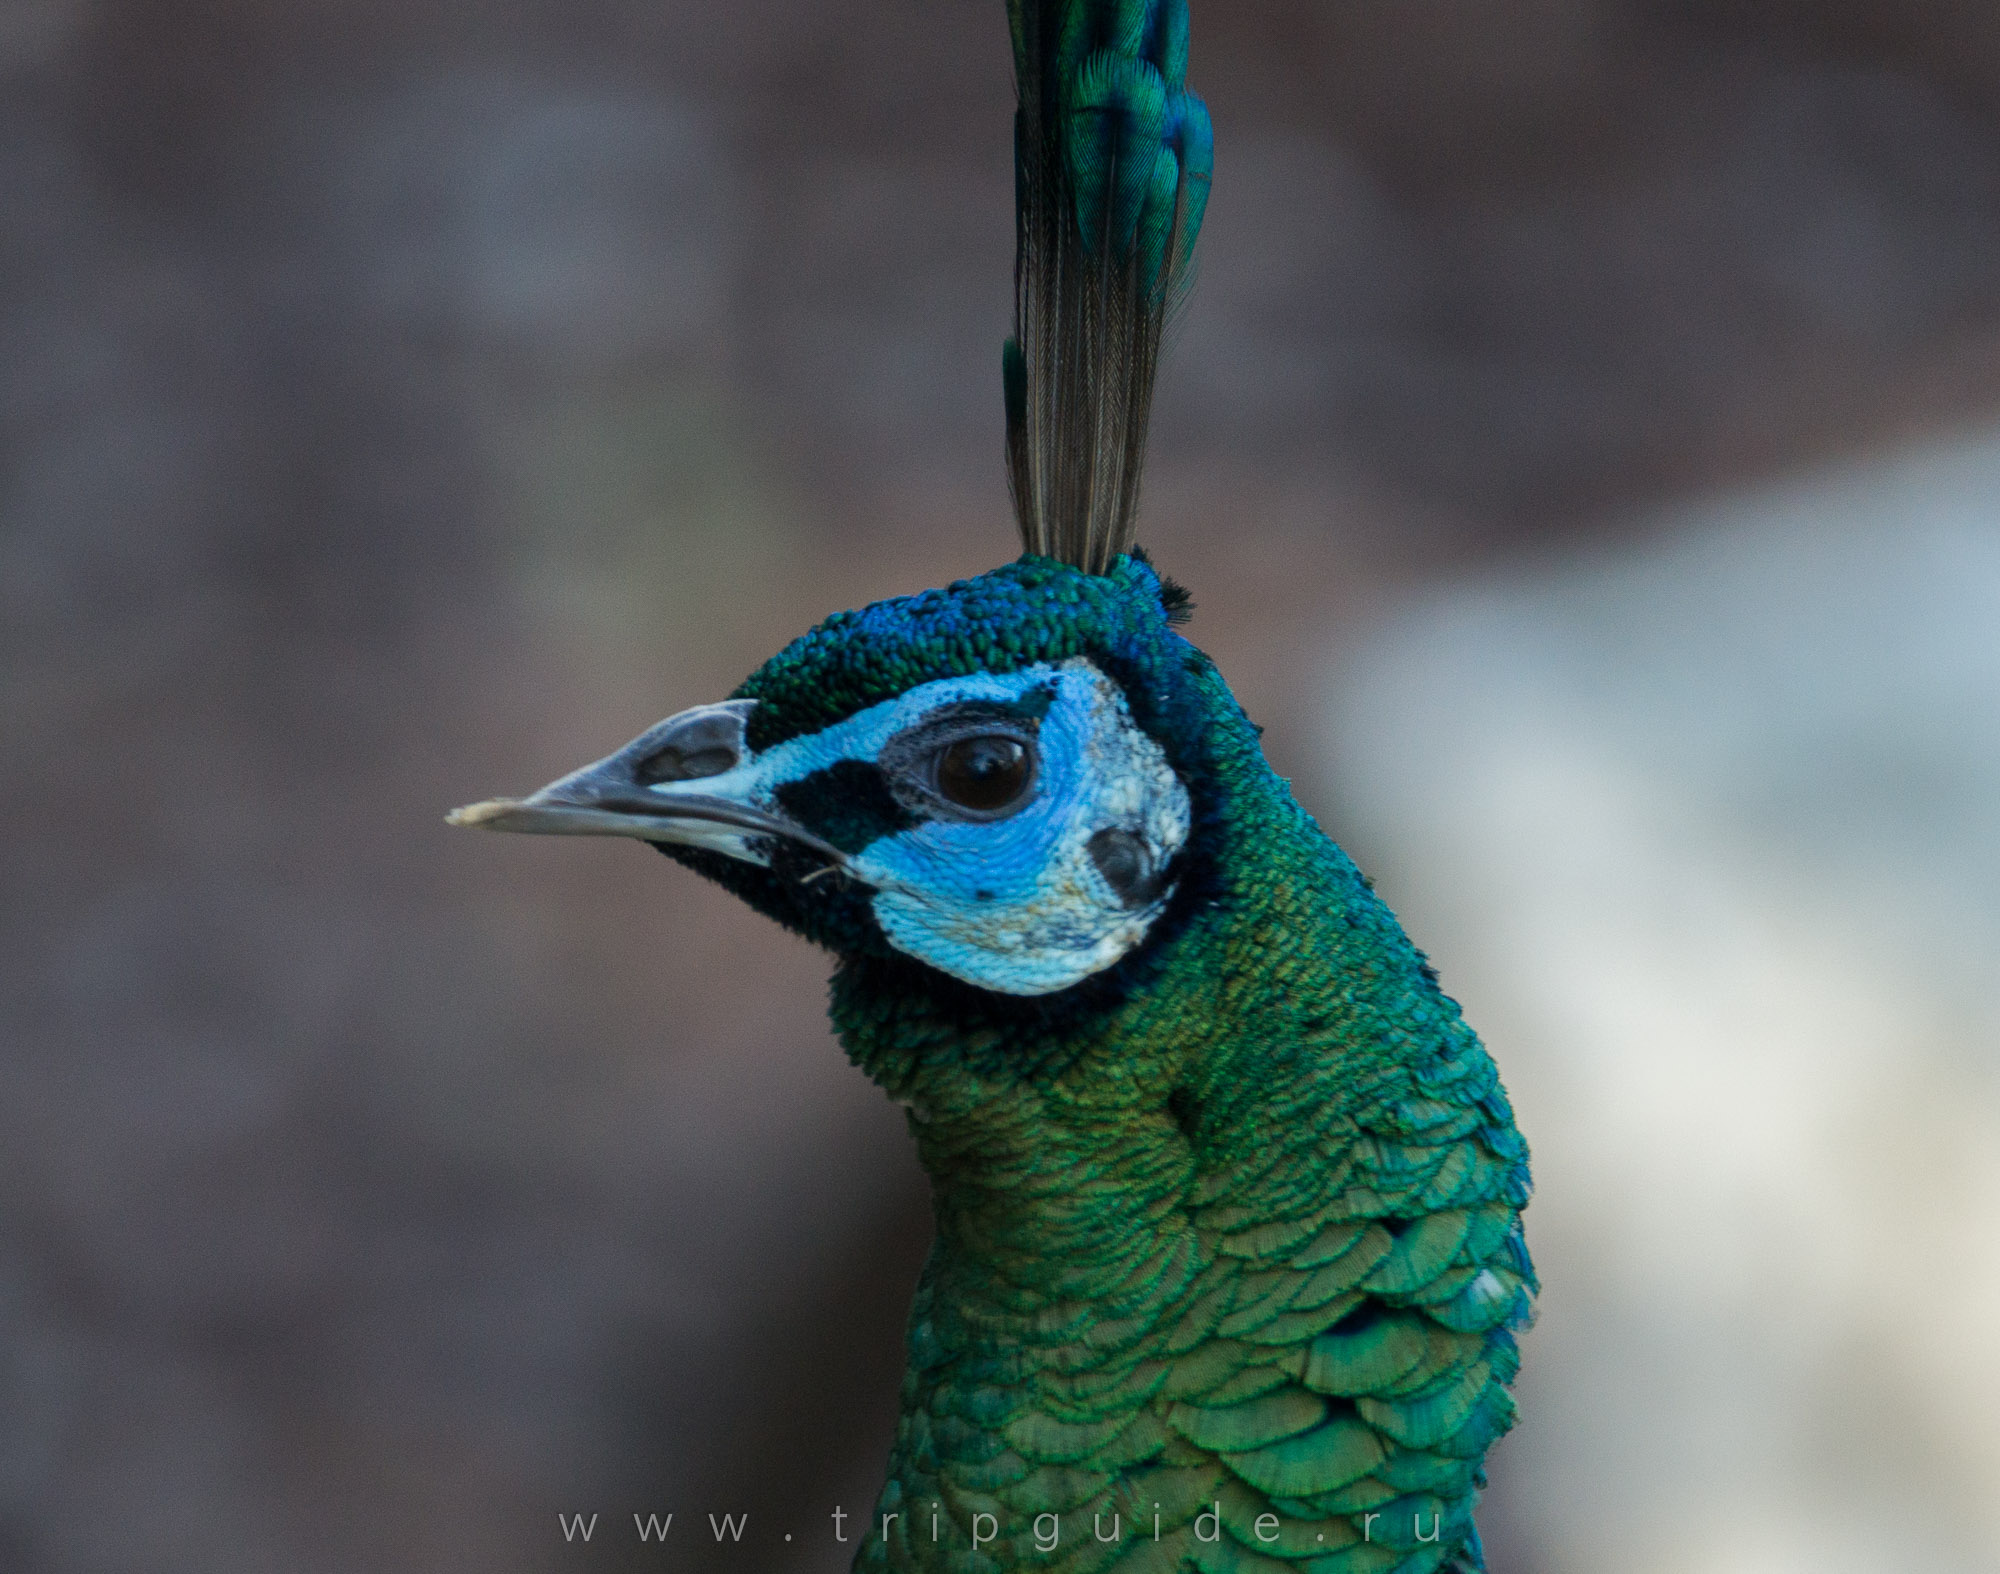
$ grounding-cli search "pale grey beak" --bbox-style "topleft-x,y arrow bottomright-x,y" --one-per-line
447,699 -> 849,870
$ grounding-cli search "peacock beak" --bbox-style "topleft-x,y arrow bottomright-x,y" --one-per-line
447,699 -> 851,871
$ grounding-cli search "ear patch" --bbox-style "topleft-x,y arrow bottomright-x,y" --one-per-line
1088,827 -> 1169,908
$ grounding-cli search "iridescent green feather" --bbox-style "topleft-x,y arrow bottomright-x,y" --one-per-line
806,561 -> 1536,1574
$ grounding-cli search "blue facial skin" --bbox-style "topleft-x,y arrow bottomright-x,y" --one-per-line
612,554 -> 1226,1024
714,661 -> 1190,995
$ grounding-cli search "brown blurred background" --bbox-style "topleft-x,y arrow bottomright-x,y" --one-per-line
6,2 -> 2000,1571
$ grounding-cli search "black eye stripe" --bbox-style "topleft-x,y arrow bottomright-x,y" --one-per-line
900,697 -> 1048,739
772,761 -> 919,854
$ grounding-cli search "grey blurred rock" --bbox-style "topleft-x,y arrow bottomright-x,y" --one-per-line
1321,432 -> 2000,1574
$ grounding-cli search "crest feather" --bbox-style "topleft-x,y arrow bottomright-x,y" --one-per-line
1004,0 -> 1213,574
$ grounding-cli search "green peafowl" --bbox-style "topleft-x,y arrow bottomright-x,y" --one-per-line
451,3 -> 1534,1570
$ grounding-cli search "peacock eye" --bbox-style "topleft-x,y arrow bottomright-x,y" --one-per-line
933,734 -> 1034,814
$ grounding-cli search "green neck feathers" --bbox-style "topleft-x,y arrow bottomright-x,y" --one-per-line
833,657 -> 1532,1574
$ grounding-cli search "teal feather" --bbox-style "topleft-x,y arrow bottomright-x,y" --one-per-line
1067,49 -> 1168,257
1005,0 -> 1214,572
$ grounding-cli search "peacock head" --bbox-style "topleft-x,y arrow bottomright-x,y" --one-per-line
451,554 -> 1223,999
456,0 -> 1223,1012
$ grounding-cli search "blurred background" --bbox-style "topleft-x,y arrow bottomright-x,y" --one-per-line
5,1 -> 1998,1570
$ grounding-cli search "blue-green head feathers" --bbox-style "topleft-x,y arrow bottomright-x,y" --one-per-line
733,553 -> 1195,753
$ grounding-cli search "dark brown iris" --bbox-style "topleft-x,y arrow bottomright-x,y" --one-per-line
934,735 -> 1033,813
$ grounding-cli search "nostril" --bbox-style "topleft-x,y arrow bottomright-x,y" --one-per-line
633,707 -> 750,783
638,744 -> 739,783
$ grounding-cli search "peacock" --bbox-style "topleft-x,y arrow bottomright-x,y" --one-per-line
451,3 -> 1535,1571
